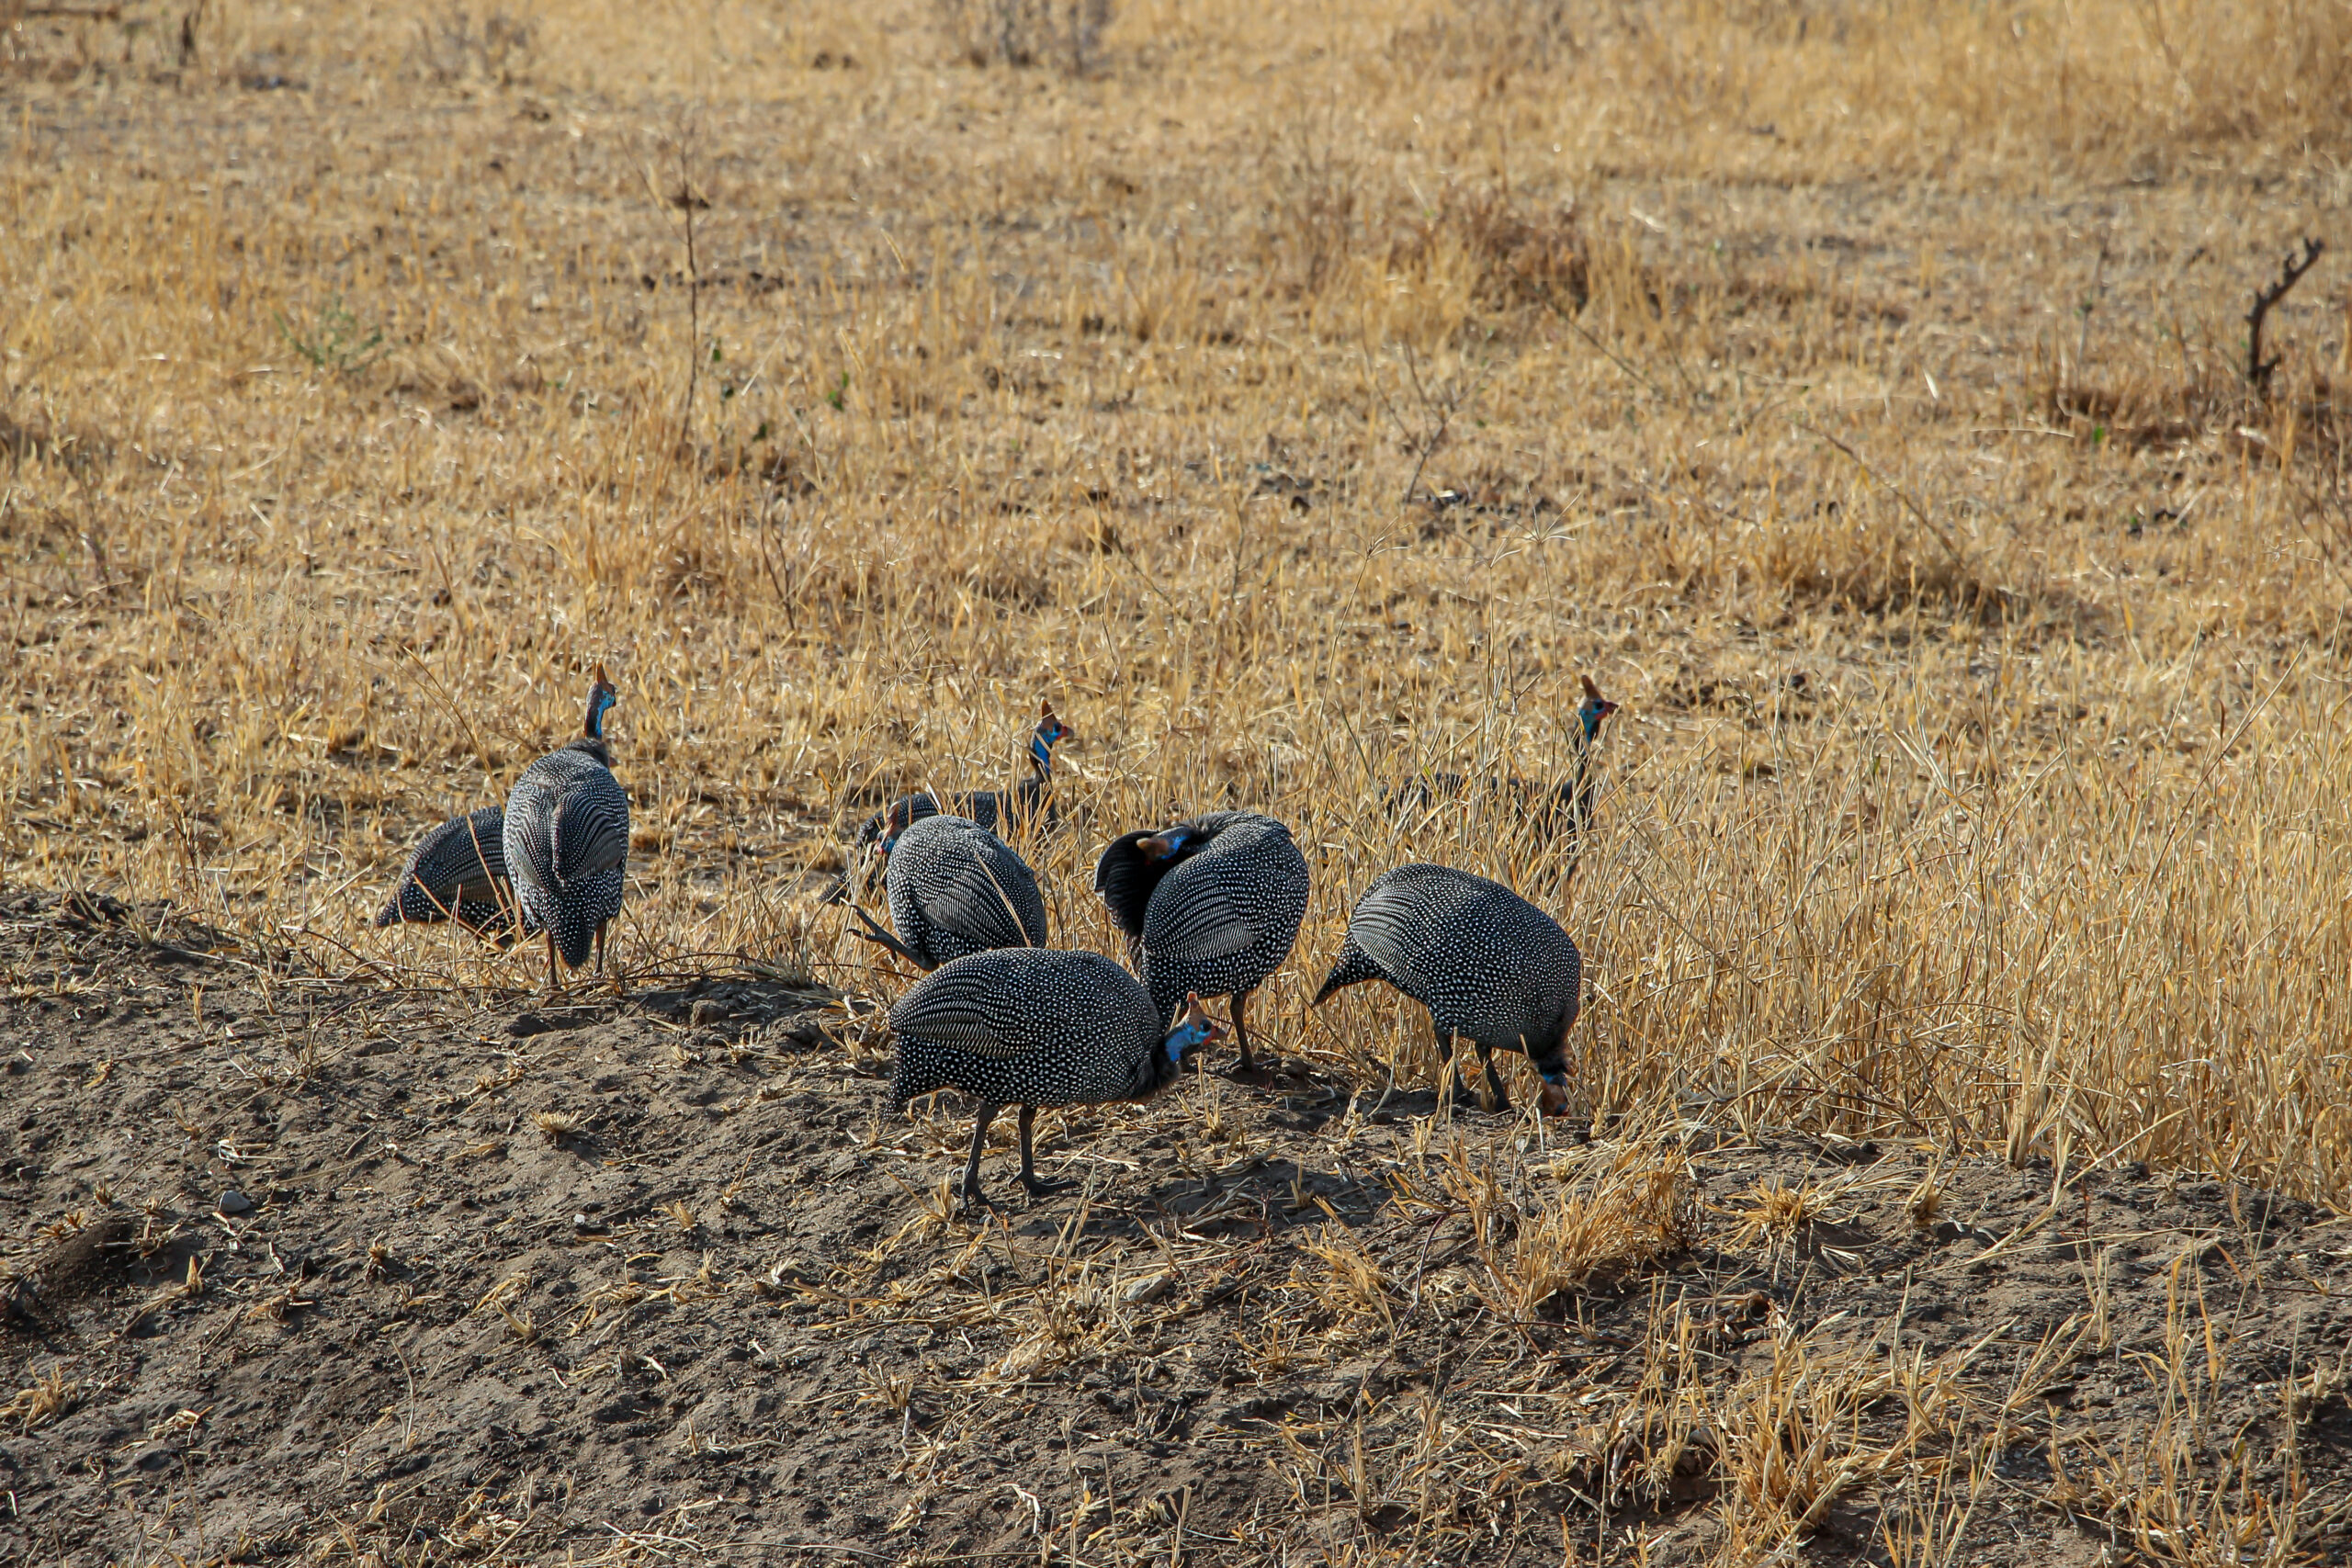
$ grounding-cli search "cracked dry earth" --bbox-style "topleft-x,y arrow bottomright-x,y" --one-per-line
4,888 -> 2352,1566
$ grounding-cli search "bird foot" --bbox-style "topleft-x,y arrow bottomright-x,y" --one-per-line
1020,1174 -> 1073,1200
1219,1060 -> 1280,1086
957,1185 -> 1000,1217
1445,1077 -> 1506,1113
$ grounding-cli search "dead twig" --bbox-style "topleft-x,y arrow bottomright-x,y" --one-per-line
2246,237 -> 2324,401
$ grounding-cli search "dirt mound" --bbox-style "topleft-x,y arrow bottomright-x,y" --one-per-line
3,893 -> 2349,1564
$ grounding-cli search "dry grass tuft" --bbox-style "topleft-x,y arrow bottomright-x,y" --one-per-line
5,0 -> 2352,1558
0,1367 -> 80,1434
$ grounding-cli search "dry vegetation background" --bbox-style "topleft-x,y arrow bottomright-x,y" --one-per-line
6,0 -> 2352,1562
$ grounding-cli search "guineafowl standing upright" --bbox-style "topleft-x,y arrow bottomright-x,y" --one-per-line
375,806 -> 518,940
843,812 -> 1048,972
1535,676 -> 1621,842
1313,863 -> 1584,1113
503,665 -> 630,991
1392,676 -> 1619,842
890,947 -> 1225,1206
855,701 -> 1072,852
1093,810 -> 1309,1077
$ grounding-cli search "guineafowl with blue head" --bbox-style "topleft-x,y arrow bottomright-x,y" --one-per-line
1313,863 -> 1585,1113
843,812 -> 1047,972
854,701 -> 1072,854
503,664 -> 629,990
1392,676 -> 1619,842
376,806 -> 520,940
1093,809 -> 1309,1077
889,948 -> 1225,1206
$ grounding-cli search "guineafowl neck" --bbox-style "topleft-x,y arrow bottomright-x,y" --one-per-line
1566,728 -> 1604,820
1128,1040 -> 1185,1100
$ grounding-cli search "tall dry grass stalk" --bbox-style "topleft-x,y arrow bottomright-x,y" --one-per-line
2,0 -> 2348,1198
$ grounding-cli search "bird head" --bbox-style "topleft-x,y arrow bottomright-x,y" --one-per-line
1031,702 -> 1072,767
1536,1066 -> 1575,1117
876,800 -> 914,857
1136,824 -> 1195,862
1161,992 -> 1227,1068
1576,676 -> 1618,741
583,663 -> 620,739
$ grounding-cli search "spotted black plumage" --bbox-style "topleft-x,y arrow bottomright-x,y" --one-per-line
375,806 -> 519,939
889,949 -> 1224,1205
844,813 -> 1047,972
1391,677 -> 1619,843
1093,809 -> 1309,1075
1313,863 -> 1585,1112
854,702 -> 1072,852
503,666 -> 629,988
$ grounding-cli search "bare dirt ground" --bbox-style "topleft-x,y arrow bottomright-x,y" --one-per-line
7,889 -> 2351,1565
7,0 -> 2352,1562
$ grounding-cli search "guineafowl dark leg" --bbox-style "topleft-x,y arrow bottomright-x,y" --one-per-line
1230,987 -> 1260,1075
1436,1031 -> 1474,1106
1476,1042 -> 1511,1112
845,905 -> 935,972
1016,1105 -> 1070,1197
961,1103 -> 1004,1210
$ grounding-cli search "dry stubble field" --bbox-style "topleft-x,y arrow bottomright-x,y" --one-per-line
6,1 -> 2352,1562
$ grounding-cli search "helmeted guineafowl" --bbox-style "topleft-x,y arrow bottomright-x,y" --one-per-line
855,701 -> 1072,852
843,812 -> 1047,972
375,806 -> 520,940
889,949 -> 1225,1206
1093,809 -> 1310,1077
503,665 -> 630,989
1313,863 -> 1585,1113
1392,676 -> 1619,842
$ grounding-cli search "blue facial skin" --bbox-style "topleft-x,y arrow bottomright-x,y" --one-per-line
587,686 -> 618,738
1577,699 -> 1609,741
1031,732 -> 1055,768
1163,1018 -> 1215,1066
1156,826 -> 1196,856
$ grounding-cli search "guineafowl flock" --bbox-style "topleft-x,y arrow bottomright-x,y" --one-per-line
378,667 -> 1616,1206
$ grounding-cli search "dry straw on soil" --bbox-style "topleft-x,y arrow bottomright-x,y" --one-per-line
6,0 -> 2351,1187
4,4 -> 2352,1553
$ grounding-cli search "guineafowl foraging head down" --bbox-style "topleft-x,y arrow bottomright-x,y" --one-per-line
1312,863 -> 1586,1116
1092,810 -> 1311,1077
888,948 -> 1226,1206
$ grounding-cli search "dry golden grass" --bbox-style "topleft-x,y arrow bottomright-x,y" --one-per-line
4,5 -> 2352,1556
6,3 -> 2351,1169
